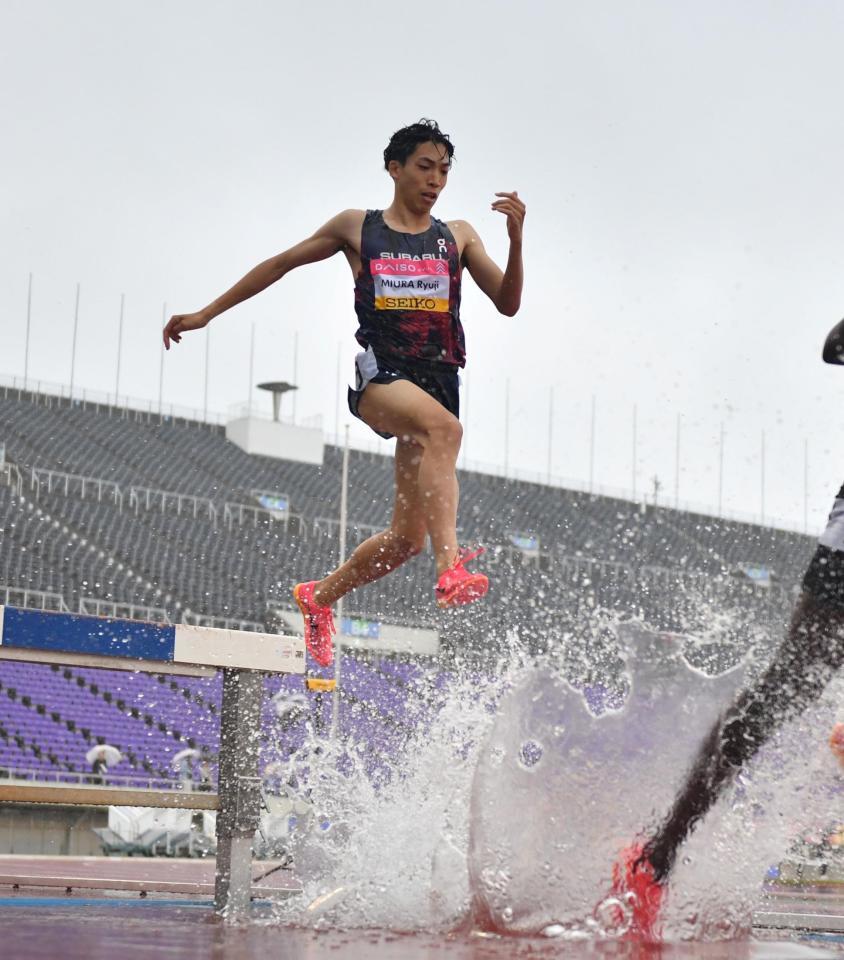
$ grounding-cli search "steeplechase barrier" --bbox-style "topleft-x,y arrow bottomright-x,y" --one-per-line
0,605 -> 305,918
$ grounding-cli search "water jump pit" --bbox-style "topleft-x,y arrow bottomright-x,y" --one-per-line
5,618 -> 844,958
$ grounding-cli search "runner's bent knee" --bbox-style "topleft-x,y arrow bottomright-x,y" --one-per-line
423,413 -> 463,452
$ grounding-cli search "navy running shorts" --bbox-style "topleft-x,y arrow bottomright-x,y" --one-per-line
347,345 -> 460,440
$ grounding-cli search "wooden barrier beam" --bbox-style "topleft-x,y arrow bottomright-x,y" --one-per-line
0,783 -> 219,810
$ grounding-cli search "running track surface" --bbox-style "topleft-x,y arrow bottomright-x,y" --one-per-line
0,897 -> 839,960
0,857 -> 840,959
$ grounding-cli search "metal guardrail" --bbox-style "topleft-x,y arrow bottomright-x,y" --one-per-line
313,516 -> 380,542
30,467 -> 123,507
0,765 -> 202,793
129,485 -> 218,523
223,501 -> 283,529
0,580 -> 263,634
0,584 -> 68,613
78,597 -> 171,624
181,609 -> 264,633
4,462 -> 306,537
0,462 -> 22,495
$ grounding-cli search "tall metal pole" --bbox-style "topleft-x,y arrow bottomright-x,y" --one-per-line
203,326 -> 211,422
335,341 -> 341,443
760,429 -> 766,525
158,302 -> 166,415
504,378 -> 510,478
114,293 -> 125,405
461,372 -> 468,469
70,283 -> 80,398
631,403 -> 638,500
546,386 -> 553,483
718,422 -> 725,516
674,412 -> 681,508
331,424 -> 350,740
589,394 -> 596,494
804,437 -> 809,535
247,323 -> 255,416
24,273 -> 33,390
292,330 -> 298,424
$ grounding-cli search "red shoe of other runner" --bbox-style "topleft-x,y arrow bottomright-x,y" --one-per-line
293,581 -> 336,667
435,547 -> 489,609
610,842 -> 664,942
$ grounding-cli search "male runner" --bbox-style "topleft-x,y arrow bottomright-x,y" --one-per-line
162,119 -> 526,667
612,316 -> 844,940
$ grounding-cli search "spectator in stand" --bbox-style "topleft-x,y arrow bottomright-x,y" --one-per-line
197,755 -> 213,793
90,748 -> 107,786
177,754 -> 194,790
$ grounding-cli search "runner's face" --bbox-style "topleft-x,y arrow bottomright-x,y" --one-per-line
393,141 -> 451,212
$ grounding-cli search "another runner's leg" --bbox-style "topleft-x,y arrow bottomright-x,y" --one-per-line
644,589 -> 844,882
312,437 -> 428,606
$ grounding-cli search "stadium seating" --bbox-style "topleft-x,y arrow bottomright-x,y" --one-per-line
0,385 -> 816,785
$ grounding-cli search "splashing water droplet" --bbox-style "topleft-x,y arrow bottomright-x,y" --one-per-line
518,740 -> 543,768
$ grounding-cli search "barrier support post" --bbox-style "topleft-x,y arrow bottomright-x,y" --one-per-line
214,668 -> 264,919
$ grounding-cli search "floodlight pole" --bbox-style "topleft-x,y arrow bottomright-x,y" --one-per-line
331,424 -> 350,739
631,403 -> 638,500
292,331 -> 298,424
247,324 -> 255,416
504,378 -> 510,478
70,283 -> 80,398
24,273 -> 32,390
203,326 -> 210,422
115,293 -> 125,405
158,302 -> 166,415
804,437 -> 809,535
461,371 -> 469,469
334,340 -> 341,441
674,412 -> 681,508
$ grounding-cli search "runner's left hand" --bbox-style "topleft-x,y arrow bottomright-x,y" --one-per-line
491,191 -> 526,244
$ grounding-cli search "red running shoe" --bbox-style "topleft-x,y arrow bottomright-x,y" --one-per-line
293,581 -> 335,667
610,843 -> 665,942
435,547 -> 489,609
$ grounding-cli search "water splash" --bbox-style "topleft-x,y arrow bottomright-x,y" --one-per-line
267,612 -> 844,942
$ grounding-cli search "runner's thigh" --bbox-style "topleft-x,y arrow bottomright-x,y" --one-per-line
358,378 -> 460,447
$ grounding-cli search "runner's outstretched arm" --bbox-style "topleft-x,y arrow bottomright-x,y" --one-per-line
459,190 -> 526,316
162,209 -> 360,349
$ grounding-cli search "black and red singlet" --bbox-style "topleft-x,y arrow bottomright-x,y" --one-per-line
353,210 -> 465,367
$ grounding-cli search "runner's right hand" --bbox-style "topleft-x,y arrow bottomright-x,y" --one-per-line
163,311 -> 209,350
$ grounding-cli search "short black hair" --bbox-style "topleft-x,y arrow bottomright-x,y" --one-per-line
383,119 -> 455,170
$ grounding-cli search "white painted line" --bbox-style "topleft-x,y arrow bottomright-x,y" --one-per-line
0,605 -> 4,647
173,624 -> 305,674
754,910 -> 844,932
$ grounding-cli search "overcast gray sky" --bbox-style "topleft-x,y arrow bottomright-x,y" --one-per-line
3,0 -> 844,535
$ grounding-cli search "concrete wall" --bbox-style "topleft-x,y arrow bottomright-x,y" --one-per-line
226,416 -> 324,465
0,804 -> 107,856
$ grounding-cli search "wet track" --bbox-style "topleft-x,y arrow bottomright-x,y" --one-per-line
0,858 -> 843,959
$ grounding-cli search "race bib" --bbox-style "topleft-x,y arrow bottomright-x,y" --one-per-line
370,258 -> 450,312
